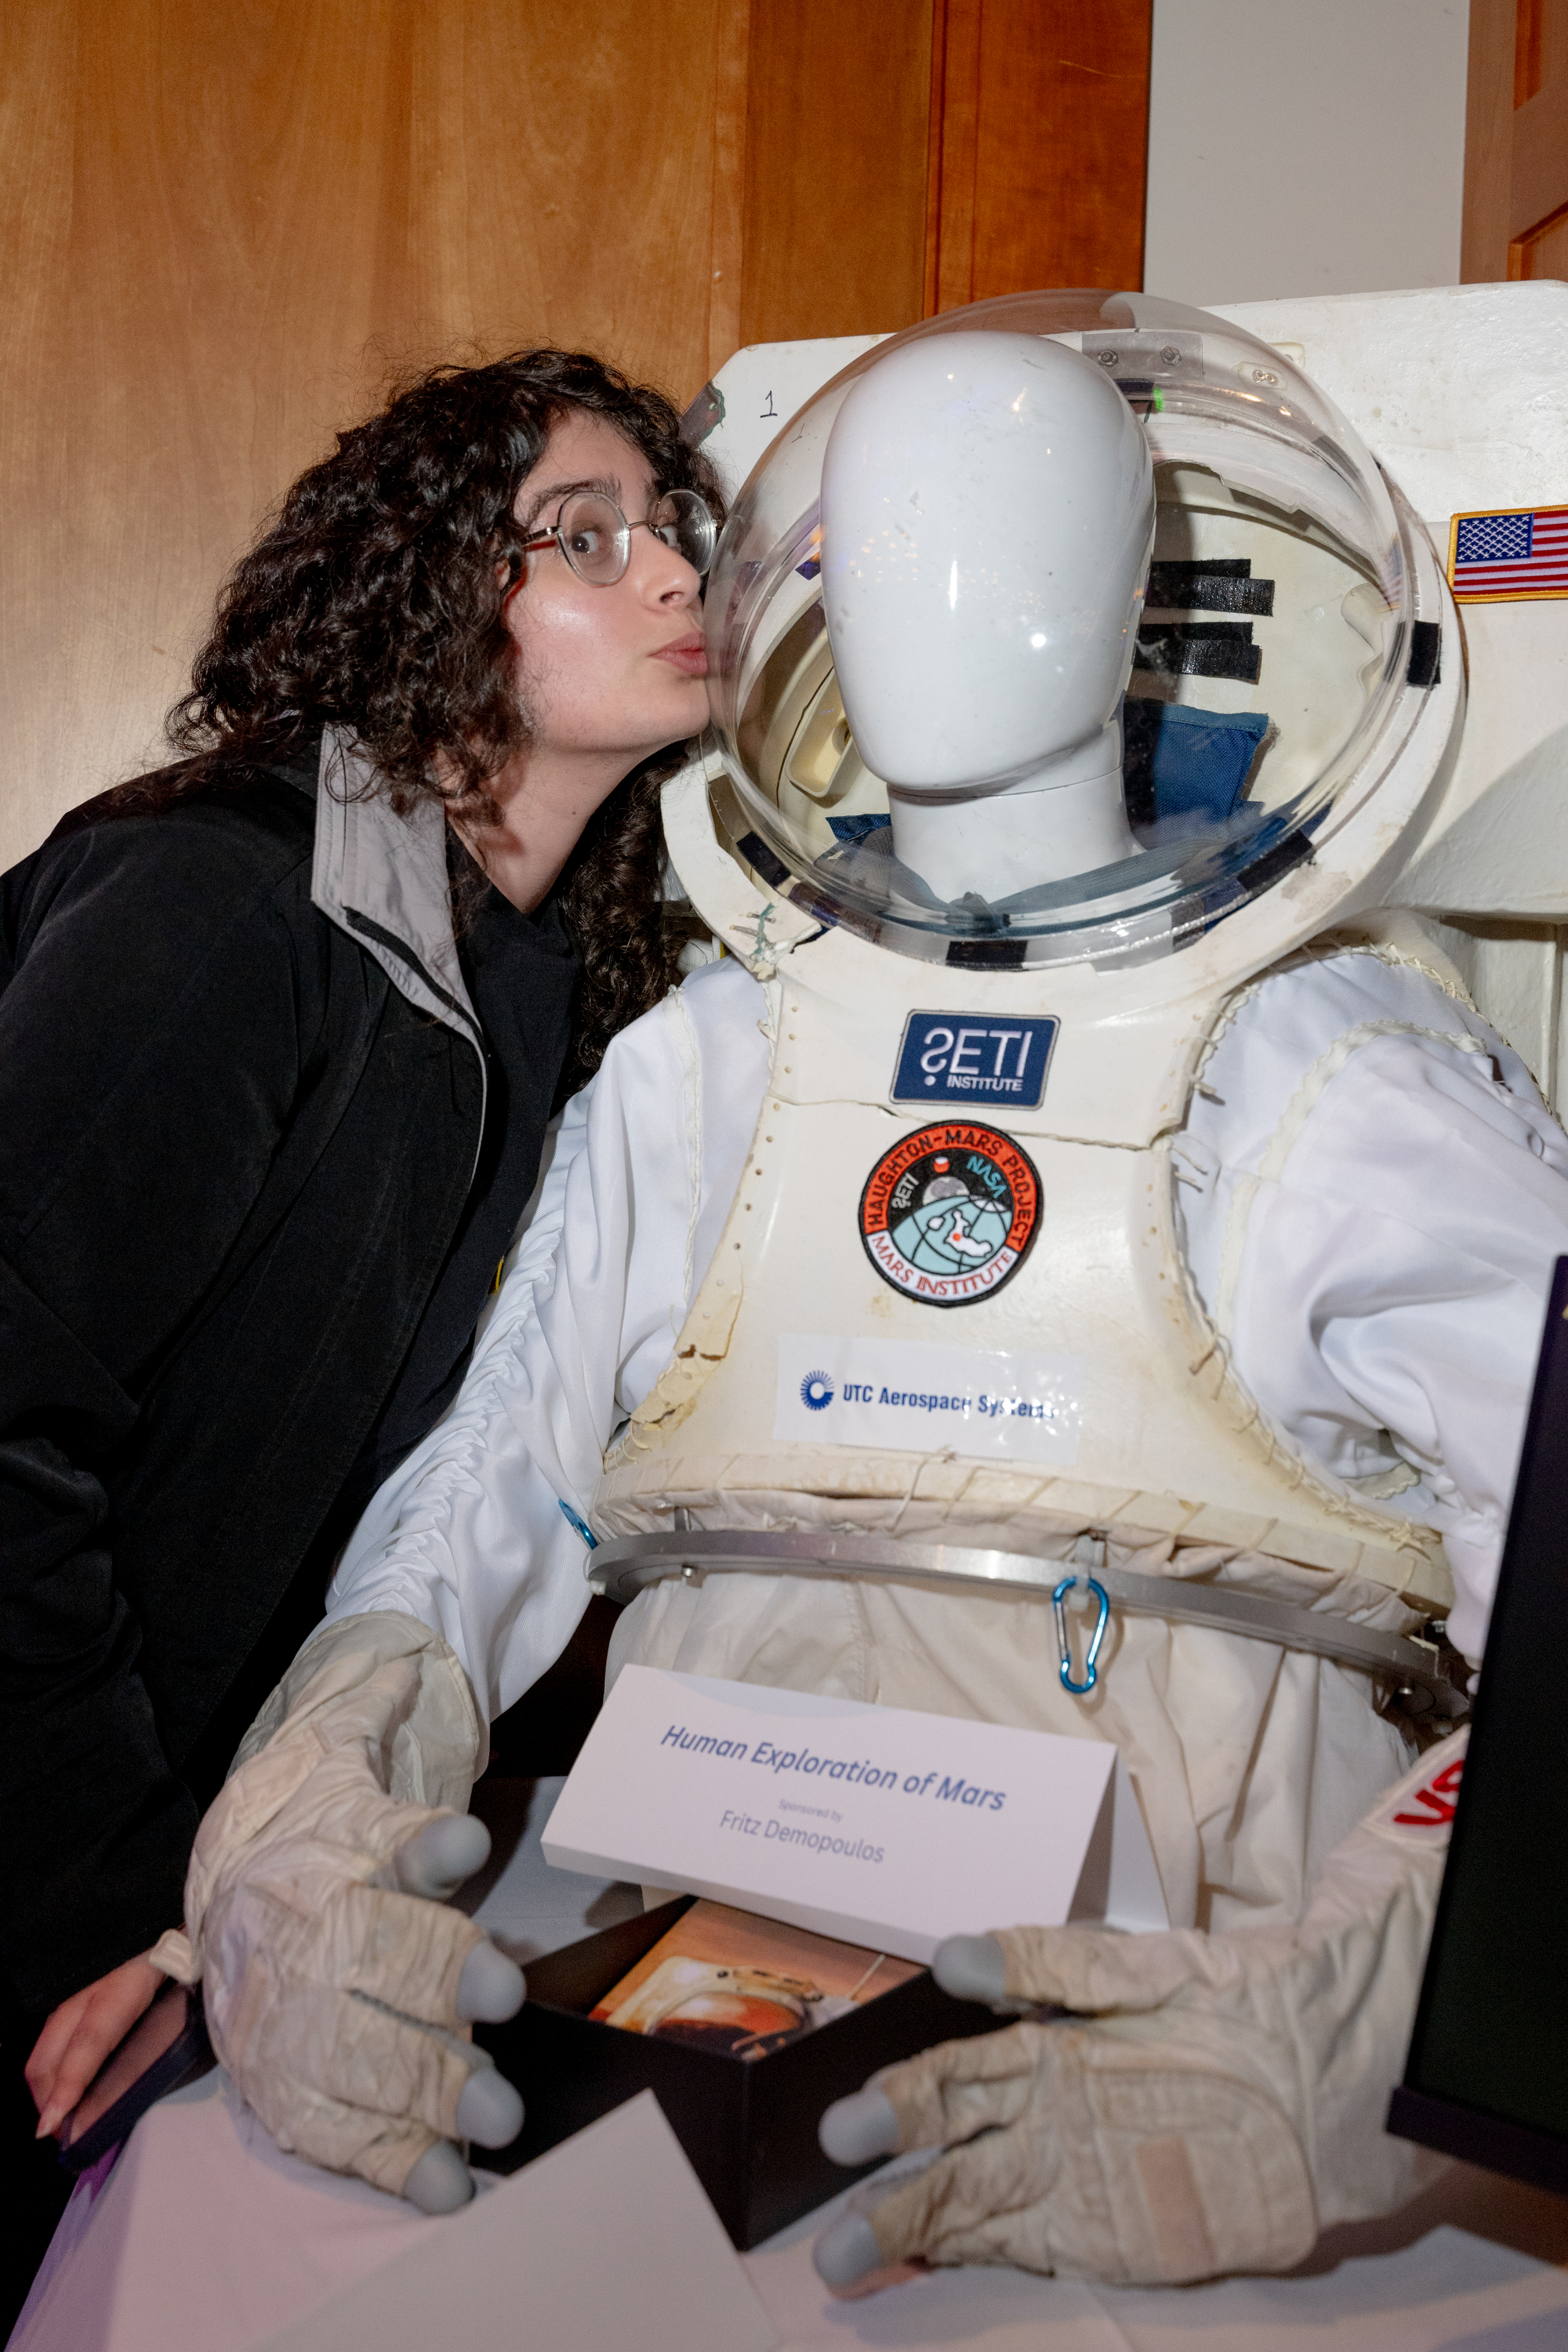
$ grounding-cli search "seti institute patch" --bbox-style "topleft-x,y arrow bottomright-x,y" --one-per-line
859,1123 -> 1041,1308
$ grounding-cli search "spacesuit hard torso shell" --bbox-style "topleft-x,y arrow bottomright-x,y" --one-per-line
597,848 -> 1458,1615
591,294 -> 1522,1931
595,822 -> 1466,1934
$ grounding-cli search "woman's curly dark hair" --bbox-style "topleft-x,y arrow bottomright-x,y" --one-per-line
168,349 -> 724,1079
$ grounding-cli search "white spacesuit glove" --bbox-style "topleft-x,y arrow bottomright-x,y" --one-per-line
815,1734 -> 1465,2289
150,1613 -> 526,2212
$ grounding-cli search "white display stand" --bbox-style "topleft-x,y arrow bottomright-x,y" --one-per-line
12,1773 -> 1568,2352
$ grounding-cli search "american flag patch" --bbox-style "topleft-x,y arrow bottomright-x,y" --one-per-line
1447,503 -> 1568,602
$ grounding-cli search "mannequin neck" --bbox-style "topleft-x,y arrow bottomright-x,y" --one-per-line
887,724 -> 1139,902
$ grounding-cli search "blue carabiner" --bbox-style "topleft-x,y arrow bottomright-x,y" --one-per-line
1052,1572 -> 1109,1696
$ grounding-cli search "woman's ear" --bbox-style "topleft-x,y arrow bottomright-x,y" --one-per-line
498,549 -> 524,606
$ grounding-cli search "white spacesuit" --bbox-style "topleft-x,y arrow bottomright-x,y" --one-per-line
158,292 -> 1568,2266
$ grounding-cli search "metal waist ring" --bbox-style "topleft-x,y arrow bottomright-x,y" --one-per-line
586,1526 -> 1466,1719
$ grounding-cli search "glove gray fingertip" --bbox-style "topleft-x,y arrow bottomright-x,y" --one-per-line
456,1940 -> 526,2023
394,1813 -> 492,1899
819,2085 -> 900,2167
931,1933 -> 1007,2005
812,2210 -> 884,2288
403,2140 -> 476,2214
455,2062 -> 524,2150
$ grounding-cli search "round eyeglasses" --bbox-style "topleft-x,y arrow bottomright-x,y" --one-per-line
517,486 -> 717,588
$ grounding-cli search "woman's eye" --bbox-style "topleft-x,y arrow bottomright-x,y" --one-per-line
567,527 -> 603,556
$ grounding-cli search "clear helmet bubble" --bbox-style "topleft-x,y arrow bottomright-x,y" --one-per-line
700,290 -> 1428,971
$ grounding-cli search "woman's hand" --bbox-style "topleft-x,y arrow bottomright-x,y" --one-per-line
26,1950 -> 167,2140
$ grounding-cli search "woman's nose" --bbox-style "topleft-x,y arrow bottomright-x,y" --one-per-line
630,523 -> 701,606
650,555 -> 700,606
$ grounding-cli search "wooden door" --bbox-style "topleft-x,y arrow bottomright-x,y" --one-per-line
736,0 -> 1152,343
1,0 -> 1152,866
923,0 -> 1150,314
1464,0 -> 1568,278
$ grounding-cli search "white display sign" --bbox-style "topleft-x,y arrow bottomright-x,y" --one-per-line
774,1334 -> 1085,1464
543,1668 -> 1167,1964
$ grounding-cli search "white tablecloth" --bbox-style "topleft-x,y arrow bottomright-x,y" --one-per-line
13,1779 -> 1568,2352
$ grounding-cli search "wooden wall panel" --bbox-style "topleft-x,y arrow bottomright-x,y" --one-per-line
737,0 -> 933,348
927,0 -> 1151,310
2,0 -> 1152,865
0,0 -> 735,867
707,0 -> 753,376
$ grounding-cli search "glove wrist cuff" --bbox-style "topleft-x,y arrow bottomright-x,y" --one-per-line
149,1926 -> 199,1984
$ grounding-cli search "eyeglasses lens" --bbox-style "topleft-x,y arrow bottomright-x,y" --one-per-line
551,487 -> 716,583
650,488 -> 717,575
557,492 -> 632,583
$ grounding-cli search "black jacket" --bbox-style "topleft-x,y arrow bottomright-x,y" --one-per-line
0,739 -> 578,2011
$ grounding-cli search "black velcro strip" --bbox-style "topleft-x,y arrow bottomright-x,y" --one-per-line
946,938 -> 1026,969
1120,699 -> 1160,826
1148,561 -> 1275,615
1239,829 -> 1312,895
1134,623 -> 1261,684
736,829 -> 792,889
1406,620 -> 1442,688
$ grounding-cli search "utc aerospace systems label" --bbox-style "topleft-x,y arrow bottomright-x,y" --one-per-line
775,1335 -> 1083,1465
859,1121 -> 1041,1306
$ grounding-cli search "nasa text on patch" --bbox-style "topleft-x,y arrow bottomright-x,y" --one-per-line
892,1012 -> 1058,1109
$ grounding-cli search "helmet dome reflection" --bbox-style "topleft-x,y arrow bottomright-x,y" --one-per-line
702,291 -> 1432,970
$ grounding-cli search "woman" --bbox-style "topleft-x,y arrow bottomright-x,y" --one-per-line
2,349 -> 720,2180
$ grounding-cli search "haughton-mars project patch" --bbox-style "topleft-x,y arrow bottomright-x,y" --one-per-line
858,1123 -> 1042,1307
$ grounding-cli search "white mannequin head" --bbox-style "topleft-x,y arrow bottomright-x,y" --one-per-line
820,331 -> 1154,899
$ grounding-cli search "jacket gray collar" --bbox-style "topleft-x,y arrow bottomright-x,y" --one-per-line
310,726 -> 484,1062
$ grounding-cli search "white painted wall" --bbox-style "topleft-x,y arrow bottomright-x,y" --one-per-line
1144,0 -> 1471,307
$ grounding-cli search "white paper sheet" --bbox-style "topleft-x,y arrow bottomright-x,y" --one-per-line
253,2093 -> 777,2352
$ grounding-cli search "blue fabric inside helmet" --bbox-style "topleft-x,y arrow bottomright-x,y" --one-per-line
1138,701 -> 1269,823
825,811 -> 892,845
825,701 -> 1269,847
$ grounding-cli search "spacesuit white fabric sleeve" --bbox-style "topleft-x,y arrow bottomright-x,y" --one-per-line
157,958 -> 769,2210
321,955 -> 774,1719
815,1731 -> 1464,2288
1174,948 -> 1568,1661
314,1096 -> 593,1719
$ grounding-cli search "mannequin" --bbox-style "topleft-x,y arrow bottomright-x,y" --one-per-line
821,333 -> 1149,898
151,306 -> 1568,2273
